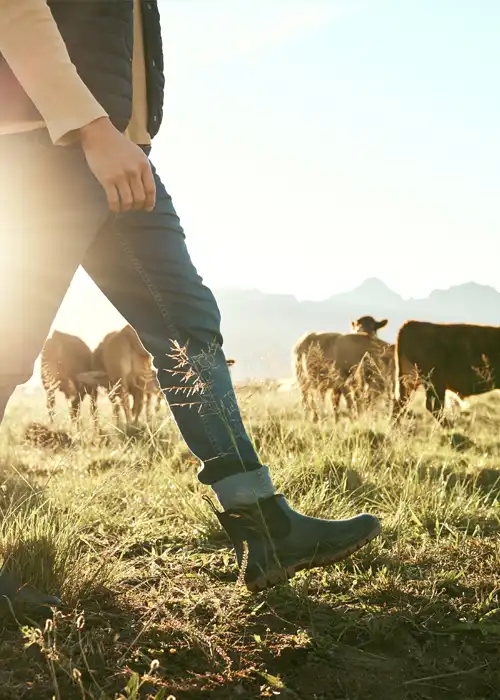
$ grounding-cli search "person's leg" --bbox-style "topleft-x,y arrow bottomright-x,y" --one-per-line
0,132 -> 110,415
0,130 -> 111,603
82,158 -> 381,591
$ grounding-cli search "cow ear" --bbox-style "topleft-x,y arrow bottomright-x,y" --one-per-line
350,320 -> 356,330
376,319 -> 388,330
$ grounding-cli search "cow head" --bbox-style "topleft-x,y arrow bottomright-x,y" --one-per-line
351,316 -> 388,337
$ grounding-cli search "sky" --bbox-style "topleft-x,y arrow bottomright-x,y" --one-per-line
140,0 -> 500,302
55,0 -> 500,338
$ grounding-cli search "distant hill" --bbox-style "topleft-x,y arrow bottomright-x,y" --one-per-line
214,279 -> 500,380
33,271 -> 500,385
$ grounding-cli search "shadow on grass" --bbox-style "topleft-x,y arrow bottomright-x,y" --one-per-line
1,525 -> 500,700
23,422 -> 74,450
418,462 -> 500,506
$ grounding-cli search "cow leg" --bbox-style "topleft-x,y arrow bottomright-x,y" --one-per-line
425,385 -> 450,427
46,388 -> 57,423
345,387 -> 360,420
299,383 -> 318,422
297,381 -> 310,415
346,383 -> 363,420
146,390 -> 161,422
320,384 -> 337,422
153,390 -> 163,416
83,388 -> 100,433
89,389 -> 99,429
314,387 -> 324,420
330,388 -> 342,421
107,379 -> 131,427
119,387 -> 133,425
111,397 -> 122,426
392,372 -> 414,423
145,394 -> 153,423
308,391 -> 321,423
69,394 -> 82,423
131,386 -> 144,425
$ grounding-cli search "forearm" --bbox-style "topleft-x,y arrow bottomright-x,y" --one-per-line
0,0 -> 108,144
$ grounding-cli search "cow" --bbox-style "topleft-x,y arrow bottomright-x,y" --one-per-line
294,315 -> 393,421
40,330 -> 96,423
392,320 -> 498,425
77,324 -> 157,426
293,331 -> 392,421
350,317 -> 464,414
351,316 -> 388,337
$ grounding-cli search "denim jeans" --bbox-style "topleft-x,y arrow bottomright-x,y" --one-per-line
0,129 -> 262,484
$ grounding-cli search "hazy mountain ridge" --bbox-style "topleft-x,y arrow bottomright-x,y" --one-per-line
45,274 -> 500,383
215,279 -> 500,380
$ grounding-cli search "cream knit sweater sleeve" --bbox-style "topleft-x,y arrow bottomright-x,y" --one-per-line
0,0 -> 107,144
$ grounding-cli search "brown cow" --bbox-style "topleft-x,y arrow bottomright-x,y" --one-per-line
393,320 -> 497,425
40,330 -> 96,423
77,325 -> 157,426
350,317 -> 463,414
350,317 -> 394,406
351,316 -> 388,337
293,331 -> 392,421
293,331 -> 340,420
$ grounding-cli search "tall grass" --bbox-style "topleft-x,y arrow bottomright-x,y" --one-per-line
1,385 -> 500,698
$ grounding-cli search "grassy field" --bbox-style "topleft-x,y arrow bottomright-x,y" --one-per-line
1,382 -> 500,700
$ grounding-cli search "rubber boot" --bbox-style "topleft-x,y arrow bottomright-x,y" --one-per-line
210,494 -> 381,592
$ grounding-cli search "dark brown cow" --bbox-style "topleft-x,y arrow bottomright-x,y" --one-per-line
351,318 -> 463,414
393,321 -> 498,424
40,330 -> 96,422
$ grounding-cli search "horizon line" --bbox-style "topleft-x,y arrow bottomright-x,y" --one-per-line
210,278 -> 500,304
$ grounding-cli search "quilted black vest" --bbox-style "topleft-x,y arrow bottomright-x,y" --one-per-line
0,0 -> 165,139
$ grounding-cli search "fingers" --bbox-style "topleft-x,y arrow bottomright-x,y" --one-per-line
107,163 -> 155,213
104,183 -> 120,213
105,178 -> 134,213
142,161 -> 156,211
116,176 -> 134,212
129,170 -> 147,211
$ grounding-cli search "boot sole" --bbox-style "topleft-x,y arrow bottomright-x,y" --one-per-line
246,521 -> 381,593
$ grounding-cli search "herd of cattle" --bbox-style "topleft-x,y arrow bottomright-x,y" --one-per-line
38,316 -> 500,430
40,325 -> 237,427
41,325 -> 163,426
40,325 -> 235,427
294,315 -> 500,426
